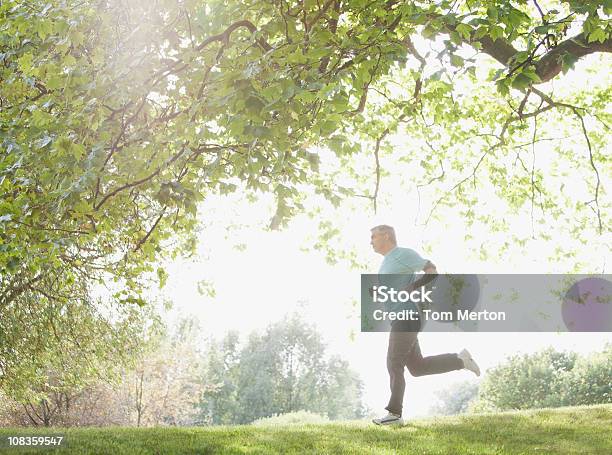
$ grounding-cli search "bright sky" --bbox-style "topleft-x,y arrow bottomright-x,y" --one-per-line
156,188 -> 611,418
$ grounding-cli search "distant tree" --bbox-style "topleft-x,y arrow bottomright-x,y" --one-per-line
200,315 -> 365,424
475,349 -> 577,411
198,331 -> 242,425
473,347 -> 612,412
314,355 -> 369,420
124,317 -> 207,427
430,380 -> 479,416
559,343 -> 612,406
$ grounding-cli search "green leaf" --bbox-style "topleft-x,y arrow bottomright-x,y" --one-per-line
6,257 -> 20,271
587,28 -> 607,43
521,68 -> 541,83
422,25 -> 437,39
287,49 -> 307,64
495,79 -> 510,96
473,26 -> 488,40
319,120 -> 337,136
449,31 -> 463,45
245,95 -> 265,114
307,47 -> 332,59
450,54 -> 464,67
455,23 -> 472,40
489,25 -> 504,42
17,53 -> 33,73
511,74 -> 532,90
157,267 -> 168,289
560,52 -> 579,74
487,7 -> 498,21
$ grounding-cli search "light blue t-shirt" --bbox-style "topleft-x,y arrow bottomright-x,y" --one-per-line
377,247 -> 428,313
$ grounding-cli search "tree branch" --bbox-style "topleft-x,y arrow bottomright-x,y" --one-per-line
133,208 -> 167,252
424,117 -> 512,226
94,146 -> 187,211
0,274 -> 44,308
352,50 -> 382,114
442,20 -> 611,84
307,0 -> 335,30
196,20 -> 272,52
572,107 -> 603,235
318,0 -> 341,73
372,130 -> 383,213
534,33 -> 612,83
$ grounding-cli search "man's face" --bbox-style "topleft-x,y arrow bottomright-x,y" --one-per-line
370,230 -> 389,255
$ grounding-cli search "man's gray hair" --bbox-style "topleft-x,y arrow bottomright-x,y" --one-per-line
371,224 -> 397,245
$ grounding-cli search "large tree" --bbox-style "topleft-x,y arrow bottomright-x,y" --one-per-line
2,0 -> 609,281
1,1 -> 610,389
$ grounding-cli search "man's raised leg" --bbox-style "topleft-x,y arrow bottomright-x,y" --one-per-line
405,337 -> 464,377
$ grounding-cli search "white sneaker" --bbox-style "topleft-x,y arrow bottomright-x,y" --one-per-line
458,349 -> 481,376
372,412 -> 403,426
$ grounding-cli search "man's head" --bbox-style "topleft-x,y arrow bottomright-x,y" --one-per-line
370,225 -> 397,255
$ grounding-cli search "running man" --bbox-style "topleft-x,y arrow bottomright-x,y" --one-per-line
369,225 -> 480,425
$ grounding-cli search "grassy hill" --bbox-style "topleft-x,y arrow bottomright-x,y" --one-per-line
0,404 -> 610,454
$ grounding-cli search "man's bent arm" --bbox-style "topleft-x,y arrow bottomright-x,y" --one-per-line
411,261 -> 438,290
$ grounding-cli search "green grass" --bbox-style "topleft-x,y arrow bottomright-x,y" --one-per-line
1,404 -> 610,454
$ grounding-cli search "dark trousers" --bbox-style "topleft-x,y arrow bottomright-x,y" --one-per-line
385,322 -> 463,416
